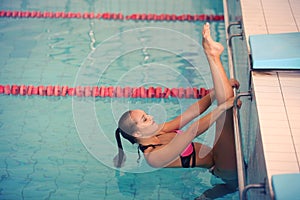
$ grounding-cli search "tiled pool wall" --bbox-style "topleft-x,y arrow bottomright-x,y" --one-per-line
226,0 -> 270,199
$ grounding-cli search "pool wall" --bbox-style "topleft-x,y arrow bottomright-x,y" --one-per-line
225,0 -> 271,199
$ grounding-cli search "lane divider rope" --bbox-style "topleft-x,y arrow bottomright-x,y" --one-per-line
0,84 -> 210,99
0,10 -> 224,22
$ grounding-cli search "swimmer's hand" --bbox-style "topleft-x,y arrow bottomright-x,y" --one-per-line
220,97 -> 235,111
229,78 -> 240,89
220,96 -> 242,110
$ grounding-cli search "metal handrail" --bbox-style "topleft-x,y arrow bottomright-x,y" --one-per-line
223,1 -> 268,199
242,182 -> 266,200
227,21 -> 242,34
228,33 -> 243,48
223,0 -> 249,198
233,92 -> 252,196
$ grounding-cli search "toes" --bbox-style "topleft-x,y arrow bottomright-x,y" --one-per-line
204,22 -> 210,30
202,23 -> 210,38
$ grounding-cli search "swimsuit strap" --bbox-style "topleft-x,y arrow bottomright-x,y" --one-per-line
139,144 -> 163,152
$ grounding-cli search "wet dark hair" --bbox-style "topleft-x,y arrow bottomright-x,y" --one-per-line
114,111 -> 140,168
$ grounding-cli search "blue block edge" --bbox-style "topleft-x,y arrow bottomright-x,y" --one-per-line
271,173 -> 300,200
249,32 -> 300,70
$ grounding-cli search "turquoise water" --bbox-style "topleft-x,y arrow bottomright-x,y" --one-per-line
0,1 -> 239,199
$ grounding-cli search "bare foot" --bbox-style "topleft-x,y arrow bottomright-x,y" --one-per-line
202,22 -> 224,57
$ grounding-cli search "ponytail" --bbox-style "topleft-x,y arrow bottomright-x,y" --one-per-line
114,128 -> 126,168
114,111 -> 139,168
114,127 -> 140,168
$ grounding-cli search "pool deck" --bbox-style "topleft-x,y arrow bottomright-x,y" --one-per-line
240,0 -> 300,197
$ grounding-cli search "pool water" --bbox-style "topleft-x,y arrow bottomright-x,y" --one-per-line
0,0 -> 239,199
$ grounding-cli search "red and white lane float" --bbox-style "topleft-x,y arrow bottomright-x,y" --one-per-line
0,10 -> 224,22
0,84 -> 210,99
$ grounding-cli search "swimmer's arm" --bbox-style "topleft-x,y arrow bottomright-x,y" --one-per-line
146,97 -> 233,168
186,99 -> 230,137
160,90 -> 215,133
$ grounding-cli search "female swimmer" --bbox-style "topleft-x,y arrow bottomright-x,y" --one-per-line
114,23 -> 240,186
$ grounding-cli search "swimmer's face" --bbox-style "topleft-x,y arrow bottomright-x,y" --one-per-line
130,109 -> 159,138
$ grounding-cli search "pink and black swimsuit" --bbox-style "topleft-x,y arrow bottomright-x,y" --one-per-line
176,130 -> 196,168
139,130 -> 196,168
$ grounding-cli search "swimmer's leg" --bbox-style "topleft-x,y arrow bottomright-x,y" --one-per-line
202,22 -> 233,104
202,23 -> 237,175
